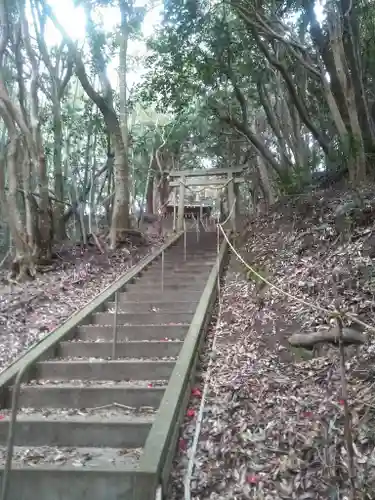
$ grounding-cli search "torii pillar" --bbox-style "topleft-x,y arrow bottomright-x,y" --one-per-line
177,176 -> 185,231
227,171 -> 236,231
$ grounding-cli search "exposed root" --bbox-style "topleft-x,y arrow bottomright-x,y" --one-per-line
8,255 -> 36,282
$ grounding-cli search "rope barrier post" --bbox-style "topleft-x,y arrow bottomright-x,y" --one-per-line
183,218 -> 187,262
216,222 -> 220,292
112,291 -> 119,360
173,189 -> 177,232
161,248 -> 164,292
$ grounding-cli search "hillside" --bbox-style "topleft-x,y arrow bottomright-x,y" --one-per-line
169,187 -> 375,500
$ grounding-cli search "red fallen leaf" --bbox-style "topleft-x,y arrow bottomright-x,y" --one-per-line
339,399 -> 345,405
302,411 -> 313,418
148,383 -> 153,388
0,415 -> 5,420
179,438 -> 187,451
192,388 -> 202,398
186,409 -> 195,418
246,475 -> 258,484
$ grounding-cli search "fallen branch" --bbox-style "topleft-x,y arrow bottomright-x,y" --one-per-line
288,327 -> 367,347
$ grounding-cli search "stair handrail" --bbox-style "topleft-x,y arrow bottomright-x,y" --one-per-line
1,360 -> 31,500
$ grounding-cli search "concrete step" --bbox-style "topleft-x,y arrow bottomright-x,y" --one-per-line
169,242 -> 216,248
0,457 -> 138,500
0,414 -> 153,448
148,262 -> 214,269
118,291 -> 202,302
57,340 -> 182,358
144,269 -> 211,277
172,246 -> 217,251
162,258 -> 216,265
145,265 -> 213,274
169,247 -> 217,251
128,282 -> 205,293
132,270 -> 207,286
76,325 -> 189,341
161,259 -> 216,265
128,282 -> 205,291
19,383 -> 165,409
105,301 -> 198,313
36,360 -> 175,381
92,312 -> 193,325
159,252 -> 217,266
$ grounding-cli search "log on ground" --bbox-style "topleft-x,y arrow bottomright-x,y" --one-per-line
288,327 -> 367,347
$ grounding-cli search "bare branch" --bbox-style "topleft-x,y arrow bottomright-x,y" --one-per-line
0,0 -> 8,66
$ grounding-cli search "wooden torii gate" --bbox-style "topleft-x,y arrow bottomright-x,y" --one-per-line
169,167 -> 244,231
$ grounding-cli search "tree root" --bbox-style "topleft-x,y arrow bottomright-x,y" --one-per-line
288,327 -> 367,347
8,256 -> 36,282
109,229 -> 147,247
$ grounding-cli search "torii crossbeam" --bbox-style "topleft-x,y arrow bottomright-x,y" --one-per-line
169,167 -> 244,231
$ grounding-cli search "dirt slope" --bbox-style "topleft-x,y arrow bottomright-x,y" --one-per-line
169,187 -> 375,500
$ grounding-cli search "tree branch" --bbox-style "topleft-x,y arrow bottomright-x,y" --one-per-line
43,1 -> 120,135
253,30 -> 331,155
0,0 -> 8,65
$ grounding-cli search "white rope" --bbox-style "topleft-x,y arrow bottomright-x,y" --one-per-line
218,225 -> 331,315
155,485 -> 162,500
183,207 -> 234,500
221,199 -> 236,226
177,176 -> 234,232
179,177 -> 232,195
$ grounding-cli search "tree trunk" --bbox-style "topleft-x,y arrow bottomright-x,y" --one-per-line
340,0 -> 375,150
53,101 -> 65,239
257,78 -> 293,169
119,0 -> 129,148
146,173 -> 154,213
256,155 -> 276,207
6,136 -> 34,280
109,132 -> 130,247
46,6 -> 131,248
327,9 -> 366,183
21,7 -> 52,259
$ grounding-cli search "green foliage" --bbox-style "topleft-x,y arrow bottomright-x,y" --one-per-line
277,167 -> 312,195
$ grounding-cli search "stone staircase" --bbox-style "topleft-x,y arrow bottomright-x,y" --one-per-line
0,232 -> 218,500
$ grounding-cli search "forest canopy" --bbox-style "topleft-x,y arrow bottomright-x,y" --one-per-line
0,0 -> 373,278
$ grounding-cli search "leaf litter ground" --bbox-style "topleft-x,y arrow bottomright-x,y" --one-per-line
168,187 -> 375,500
